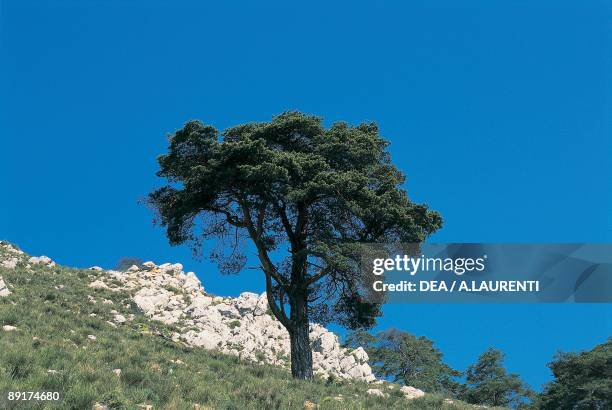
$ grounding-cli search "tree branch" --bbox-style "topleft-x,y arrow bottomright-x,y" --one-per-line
256,202 -> 267,233
307,267 -> 331,286
295,202 -> 308,242
238,197 -> 289,290
274,201 -> 297,247
264,269 -> 292,328
209,206 -> 245,227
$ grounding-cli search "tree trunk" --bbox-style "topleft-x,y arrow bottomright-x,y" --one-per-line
289,294 -> 313,380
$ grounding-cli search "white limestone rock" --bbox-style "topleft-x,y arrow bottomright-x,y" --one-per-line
0,241 -> 23,255
114,314 -> 127,324
183,329 -> 222,350
400,385 -> 425,400
312,328 -> 338,356
366,388 -> 388,398
216,303 -> 240,319
0,277 -> 12,297
182,272 -> 202,292
133,287 -> 171,315
1,244 -> 383,385
352,347 -> 369,363
89,280 -> 109,289
28,255 -> 56,267
340,354 -> 356,370
158,263 -> 183,275
1,257 -> 18,269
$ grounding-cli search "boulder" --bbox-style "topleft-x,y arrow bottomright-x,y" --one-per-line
1,257 -> 18,269
133,287 -> 170,315
159,263 -> 183,275
347,363 -> 368,378
182,272 -> 201,292
183,329 -> 222,350
400,385 -> 425,400
114,314 -> 127,324
312,330 -> 337,355
352,347 -> 369,363
0,277 -> 12,297
89,280 -> 108,289
216,304 -> 240,319
28,255 -> 55,267
339,355 -> 356,370
364,374 -> 377,383
366,388 -> 388,398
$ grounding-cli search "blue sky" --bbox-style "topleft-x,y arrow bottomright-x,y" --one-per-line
1,0 -> 610,391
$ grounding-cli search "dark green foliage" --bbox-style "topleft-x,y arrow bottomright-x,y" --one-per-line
114,257 -> 144,272
539,338 -> 611,410
462,348 -> 532,408
148,112 -> 442,378
346,329 -> 462,396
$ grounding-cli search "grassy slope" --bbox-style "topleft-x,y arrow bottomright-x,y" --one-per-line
0,250 -> 498,409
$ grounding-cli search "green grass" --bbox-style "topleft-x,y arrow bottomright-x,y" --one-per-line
0,248 -> 499,409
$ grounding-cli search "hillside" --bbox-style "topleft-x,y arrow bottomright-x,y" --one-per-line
0,241 -> 499,409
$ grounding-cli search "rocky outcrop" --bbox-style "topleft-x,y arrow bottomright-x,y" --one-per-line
88,260 -> 377,382
1,257 -> 18,269
0,240 -> 426,400
28,255 -> 56,268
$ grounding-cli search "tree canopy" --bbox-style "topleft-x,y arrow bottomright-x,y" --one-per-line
462,348 -> 532,407
540,338 -> 611,409
345,329 -> 461,395
148,111 -> 442,378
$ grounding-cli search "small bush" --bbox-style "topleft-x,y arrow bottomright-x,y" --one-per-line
114,257 -> 144,272
6,351 -> 35,379
1,308 -> 19,325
